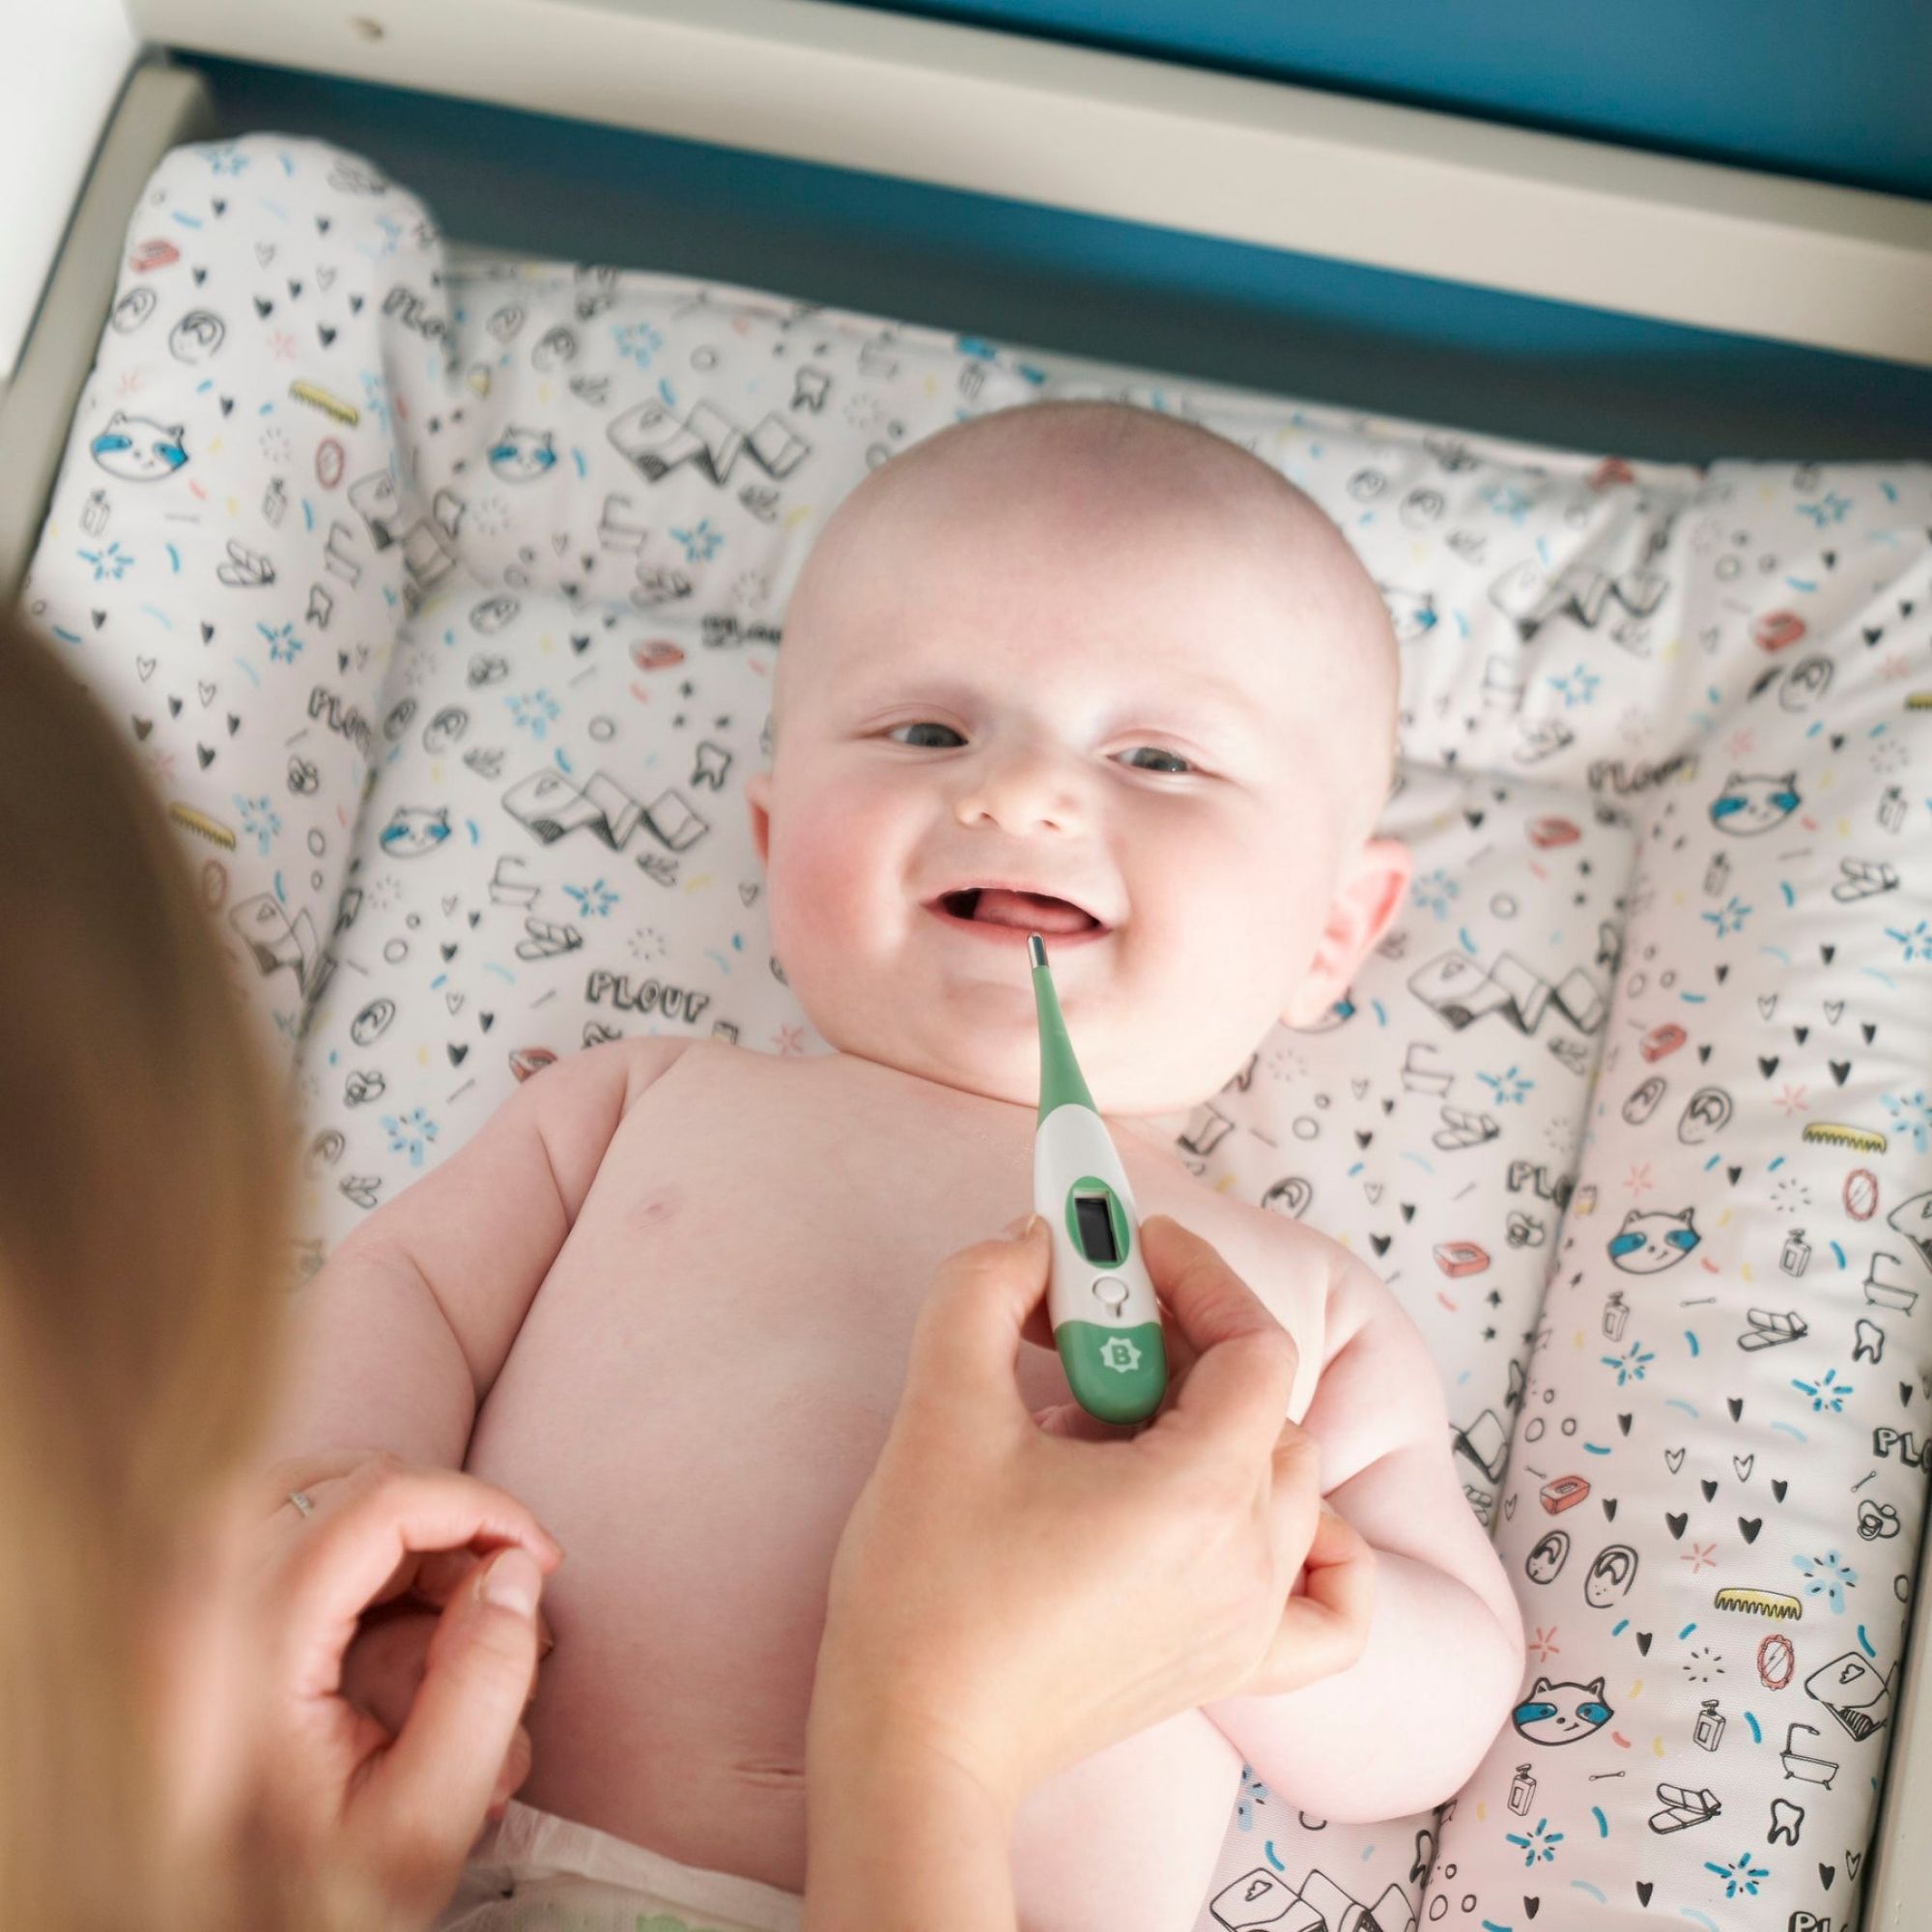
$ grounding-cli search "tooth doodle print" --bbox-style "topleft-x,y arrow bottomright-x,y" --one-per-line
15,136 -> 1932,1932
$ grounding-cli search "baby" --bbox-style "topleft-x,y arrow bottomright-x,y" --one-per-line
265,400 -> 1524,1928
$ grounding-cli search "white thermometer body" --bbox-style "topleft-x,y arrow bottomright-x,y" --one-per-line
1028,932 -> 1167,1424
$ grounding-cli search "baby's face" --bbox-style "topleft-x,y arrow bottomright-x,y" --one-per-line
746,456 -> 1409,1126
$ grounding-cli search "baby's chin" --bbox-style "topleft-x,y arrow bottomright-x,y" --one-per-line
782,917 -> 1229,1126
810,1002 -> 1206,1151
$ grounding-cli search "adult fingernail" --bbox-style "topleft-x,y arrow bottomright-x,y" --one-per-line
1002,1213 -> 1041,1240
481,1547 -> 541,1619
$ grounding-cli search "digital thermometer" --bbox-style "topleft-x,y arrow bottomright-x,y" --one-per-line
1028,931 -> 1168,1424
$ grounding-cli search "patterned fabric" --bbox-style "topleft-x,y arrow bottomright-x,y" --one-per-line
14,134 -> 1932,1932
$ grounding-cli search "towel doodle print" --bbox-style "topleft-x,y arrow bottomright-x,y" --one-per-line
15,134 -> 1932,1932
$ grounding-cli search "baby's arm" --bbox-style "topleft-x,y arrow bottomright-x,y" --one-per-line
261,1037 -> 684,1469
1202,1240 -> 1526,1822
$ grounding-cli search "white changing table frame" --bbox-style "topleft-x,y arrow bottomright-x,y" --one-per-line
2,18 -> 1929,1921
123,0 -> 1932,367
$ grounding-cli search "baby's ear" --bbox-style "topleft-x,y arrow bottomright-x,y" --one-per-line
1278,837 -> 1413,1029
745,768 -> 774,867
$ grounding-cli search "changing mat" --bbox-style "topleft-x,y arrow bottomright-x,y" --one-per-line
14,134 -> 1932,1932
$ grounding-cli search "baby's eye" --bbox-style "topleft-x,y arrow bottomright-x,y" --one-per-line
1117,746 -> 1195,776
882,724 -> 1194,775
885,722 -> 966,749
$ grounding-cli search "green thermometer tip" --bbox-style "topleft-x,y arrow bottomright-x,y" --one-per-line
1028,931 -> 1095,1125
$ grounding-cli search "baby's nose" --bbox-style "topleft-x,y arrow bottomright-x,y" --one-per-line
954,743 -> 1083,829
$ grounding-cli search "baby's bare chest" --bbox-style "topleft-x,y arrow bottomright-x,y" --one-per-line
497,1046 -> 1314,1428
469,1047 -> 1327,1607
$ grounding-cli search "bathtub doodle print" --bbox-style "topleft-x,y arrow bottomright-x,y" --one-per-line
16,134 -> 1932,1932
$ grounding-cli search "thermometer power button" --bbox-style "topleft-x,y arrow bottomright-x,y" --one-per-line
1091,1276 -> 1129,1316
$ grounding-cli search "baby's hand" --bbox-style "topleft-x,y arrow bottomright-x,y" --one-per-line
342,1603 -> 549,1824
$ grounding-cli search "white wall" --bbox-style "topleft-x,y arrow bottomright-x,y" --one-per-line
0,0 -> 143,383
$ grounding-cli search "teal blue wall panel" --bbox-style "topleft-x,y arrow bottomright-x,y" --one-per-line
178,56 -> 1932,462
827,1 -> 1932,200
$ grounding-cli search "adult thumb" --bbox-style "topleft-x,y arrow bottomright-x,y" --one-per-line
904,1214 -> 1049,1428
367,1546 -> 543,1893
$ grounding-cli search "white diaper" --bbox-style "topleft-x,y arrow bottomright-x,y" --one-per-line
433,1800 -> 804,1932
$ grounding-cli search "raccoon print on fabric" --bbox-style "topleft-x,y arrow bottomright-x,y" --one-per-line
1709,770 -> 1801,836
378,805 -> 452,858
1606,1207 -> 1700,1274
1511,1676 -> 1615,1747
90,412 -> 188,482
487,426 -> 558,482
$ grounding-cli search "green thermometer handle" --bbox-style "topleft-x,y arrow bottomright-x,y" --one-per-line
1028,934 -> 1168,1425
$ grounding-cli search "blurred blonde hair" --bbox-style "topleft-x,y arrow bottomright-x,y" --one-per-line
0,603 -> 372,1930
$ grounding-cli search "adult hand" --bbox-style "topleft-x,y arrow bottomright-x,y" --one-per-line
810,1211 -> 1373,1817
325,1457 -> 561,1832
245,1450 -> 564,1928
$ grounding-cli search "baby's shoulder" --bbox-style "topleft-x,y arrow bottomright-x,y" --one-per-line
1186,1198 -> 1452,1476
1206,1191 -> 1341,1302
1216,1197 -> 1421,1363
612,1030 -> 701,1102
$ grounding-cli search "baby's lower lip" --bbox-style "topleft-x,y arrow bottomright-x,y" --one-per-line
923,903 -> 1111,947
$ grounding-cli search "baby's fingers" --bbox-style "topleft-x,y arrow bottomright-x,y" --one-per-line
487,1723 -> 534,1823
1251,1509 -> 1376,1697
340,1605 -> 436,1737
1264,1417 -> 1323,1580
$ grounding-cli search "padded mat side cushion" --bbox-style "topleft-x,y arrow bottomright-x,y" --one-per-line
1414,481 -> 1932,1928
14,139 -> 454,1065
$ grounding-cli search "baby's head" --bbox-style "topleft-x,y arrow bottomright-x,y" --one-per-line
746,399 -> 1411,1130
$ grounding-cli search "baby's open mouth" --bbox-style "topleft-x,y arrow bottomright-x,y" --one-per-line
933,888 -> 1102,936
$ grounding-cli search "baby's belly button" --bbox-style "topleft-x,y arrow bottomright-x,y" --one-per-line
727,1755 -> 808,1791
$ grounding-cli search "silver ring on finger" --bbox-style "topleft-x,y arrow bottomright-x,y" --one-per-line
287,1488 -> 316,1519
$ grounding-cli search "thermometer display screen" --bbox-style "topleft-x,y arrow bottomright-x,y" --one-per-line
1074,1193 -> 1120,1264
